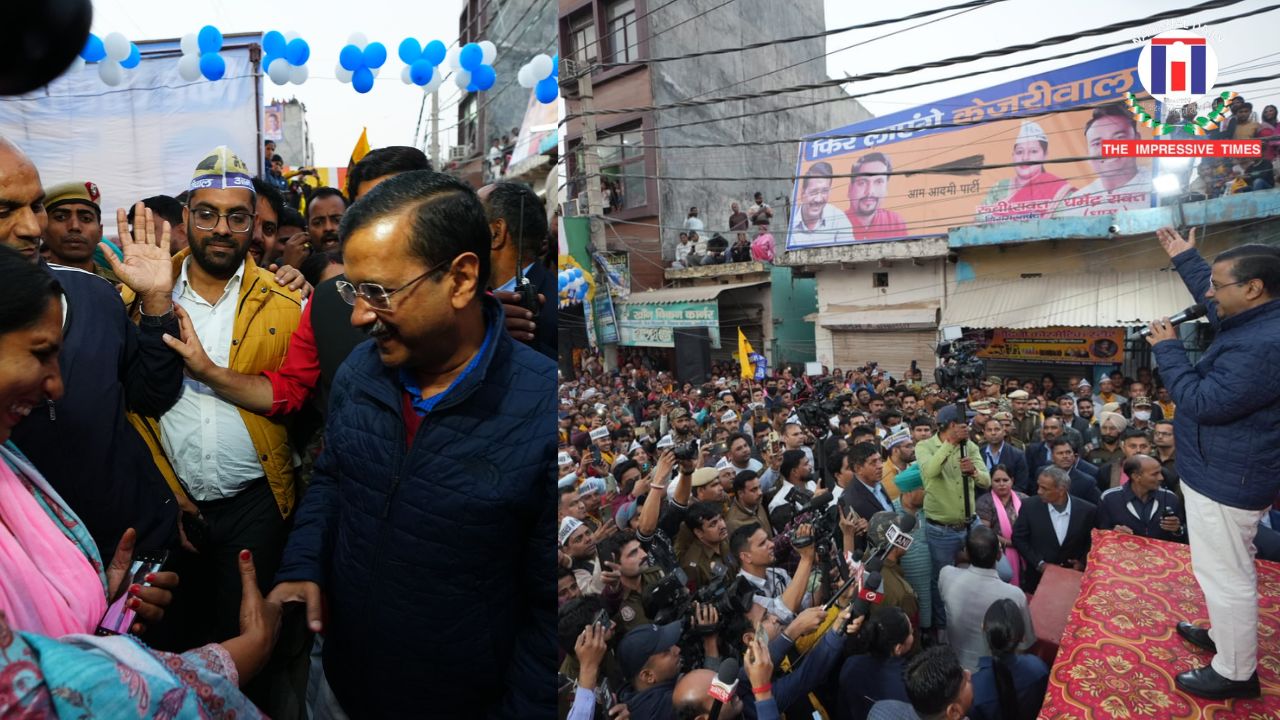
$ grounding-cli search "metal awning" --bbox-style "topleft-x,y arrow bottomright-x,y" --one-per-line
617,281 -> 769,305
805,307 -> 938,329
941,270 -> 1198,328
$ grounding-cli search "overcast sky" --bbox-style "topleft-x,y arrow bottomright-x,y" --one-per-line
823,0 -> 1278,120
89,0 -> 473,167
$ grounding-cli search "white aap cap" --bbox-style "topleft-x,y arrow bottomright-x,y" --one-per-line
1016,121 -> 1048,145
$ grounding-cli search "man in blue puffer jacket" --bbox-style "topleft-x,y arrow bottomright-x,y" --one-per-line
270,171 -> 556,718
1148,227 -> 1280,701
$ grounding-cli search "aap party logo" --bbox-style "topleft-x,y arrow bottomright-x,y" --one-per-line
1137,30 -> 1219,106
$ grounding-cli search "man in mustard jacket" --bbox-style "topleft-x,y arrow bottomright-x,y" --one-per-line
132,146 -> 301,648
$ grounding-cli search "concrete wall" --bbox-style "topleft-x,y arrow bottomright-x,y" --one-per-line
477,0 -> 557,159
811,260 -> 945,364
608,215 -> 665,290
278,99 -> 312,168
646,0 -> 872,261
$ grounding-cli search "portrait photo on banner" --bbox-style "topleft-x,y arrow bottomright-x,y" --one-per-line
264,102 -> 284,141
788,47 -> 1156,250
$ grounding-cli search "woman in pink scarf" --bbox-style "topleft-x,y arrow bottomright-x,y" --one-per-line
0,243 -> 279,716
976,465 -> 1030,587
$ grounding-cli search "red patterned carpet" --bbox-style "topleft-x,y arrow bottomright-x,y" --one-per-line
1040,530 -> 1280,719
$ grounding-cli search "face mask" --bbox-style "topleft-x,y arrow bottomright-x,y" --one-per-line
1134,411 -> 1151,421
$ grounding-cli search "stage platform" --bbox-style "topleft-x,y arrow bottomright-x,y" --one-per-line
1039,530 -> 1280,719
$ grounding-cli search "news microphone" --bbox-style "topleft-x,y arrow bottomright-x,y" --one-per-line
849,571 -> 884,618
707,657 -> 740,720
1136,303 -> 1207,338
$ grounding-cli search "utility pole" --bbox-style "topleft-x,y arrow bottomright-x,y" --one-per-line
569,58 -> 616,371
429,89 -> 441,170
575,62 -> 606,253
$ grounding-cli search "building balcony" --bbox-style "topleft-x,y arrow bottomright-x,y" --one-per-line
664,260 -> 771,283
779,236 -> 951,271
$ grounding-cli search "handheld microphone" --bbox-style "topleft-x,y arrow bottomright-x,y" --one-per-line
849,571 -> 884,618
1136,303 -> 1207,338
707,657 -> 740,720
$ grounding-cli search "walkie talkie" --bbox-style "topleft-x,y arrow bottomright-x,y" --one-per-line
514,193 -> 540,314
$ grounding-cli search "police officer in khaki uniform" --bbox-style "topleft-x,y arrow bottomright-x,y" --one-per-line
1008,390 -> 1041,448
674,501 -> 730,590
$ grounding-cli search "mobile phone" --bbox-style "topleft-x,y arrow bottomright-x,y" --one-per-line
595,677 -> 616,712
709,441 -> 728,455
96,550 -> 169,636
911,360 -> 918,372
593,608 -> 614,633
755,618 -> 769,646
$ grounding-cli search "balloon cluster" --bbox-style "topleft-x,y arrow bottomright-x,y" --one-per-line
444,41 -> 497,92
262,31 -> 310,85
517,53 -> 559,104
336,34 -> 387,94
79,32 -> 140,86
178,25 -> 227,82
558,266 -> 590,307
397,38 -> 447,92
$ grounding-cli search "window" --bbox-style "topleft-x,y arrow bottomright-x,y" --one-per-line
597,123 -> 646,212
458,95 -> 477,154
567,9 -> 598,66
873,272 -> 889,288
566,122 -> 649,215
605,0 -> 637,65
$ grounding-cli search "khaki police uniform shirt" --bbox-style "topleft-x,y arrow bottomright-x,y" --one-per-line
615,566 -> 665,632
675,528 -> 730,589
1011,413 -> 1041,448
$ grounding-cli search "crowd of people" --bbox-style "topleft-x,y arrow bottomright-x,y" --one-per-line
671,195 -> 777,268
0,135 -> 558,718
1167,95 -> 1279,199
556,282 -> 1280,718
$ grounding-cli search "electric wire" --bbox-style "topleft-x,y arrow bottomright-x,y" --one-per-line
565,0 -> 1263,121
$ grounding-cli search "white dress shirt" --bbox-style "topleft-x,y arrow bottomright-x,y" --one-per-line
739,566 -> 804,624
768,480 -> 817,512
159,258 -> 264,501
1047,497 -> 1073,546
789,204 -> 855,246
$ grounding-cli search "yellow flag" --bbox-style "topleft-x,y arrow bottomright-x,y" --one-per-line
738,328 -> 755,379
346,127 -> 371,181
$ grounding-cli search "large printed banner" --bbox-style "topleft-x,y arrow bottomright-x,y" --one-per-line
976,327 -> 1125,364
617,302 -> 721,348
789,49 -> 1155,249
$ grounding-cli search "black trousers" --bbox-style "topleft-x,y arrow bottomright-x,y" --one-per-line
153,477 -> 288,649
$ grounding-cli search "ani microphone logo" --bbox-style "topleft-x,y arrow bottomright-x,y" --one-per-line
1136,29 -> 1219,106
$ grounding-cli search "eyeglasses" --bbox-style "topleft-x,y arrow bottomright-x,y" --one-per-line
1209,278 -> 1250,291
190,207 -> 255,233
336,258 -> 453,310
